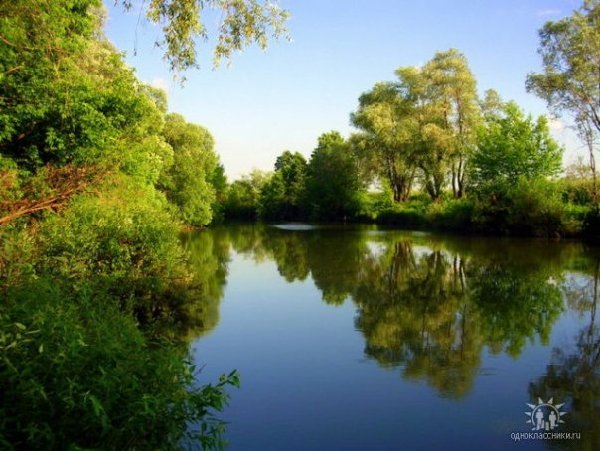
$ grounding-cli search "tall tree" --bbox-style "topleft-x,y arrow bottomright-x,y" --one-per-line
422,49 -> 480,198
526,0 -> 600,200
305,131 -> 362,220
351,79 -> 420,202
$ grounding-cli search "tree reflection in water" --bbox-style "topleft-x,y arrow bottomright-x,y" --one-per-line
186,225 -> 598,402
529,257 -> 600,451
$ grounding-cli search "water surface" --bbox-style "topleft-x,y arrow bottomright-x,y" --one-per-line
184,225 -> 599,450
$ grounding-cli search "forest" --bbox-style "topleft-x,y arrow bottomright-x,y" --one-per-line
0,0 -> 599,450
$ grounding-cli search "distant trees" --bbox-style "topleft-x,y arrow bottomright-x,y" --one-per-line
305,132 -> 362,220
224,170 -> 270,220
223,133 -> 363,221
259,151 -> 307,220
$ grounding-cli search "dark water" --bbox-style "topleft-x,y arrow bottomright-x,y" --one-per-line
183,225 -> 600,451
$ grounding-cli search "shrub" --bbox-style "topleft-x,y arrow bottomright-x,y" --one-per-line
473,178 -> 566,236
0,278 -> 239,450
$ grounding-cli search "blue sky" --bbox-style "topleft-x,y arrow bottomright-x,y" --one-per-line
104,0 -> 582,179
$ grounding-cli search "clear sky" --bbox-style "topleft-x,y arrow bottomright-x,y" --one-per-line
104,0 -> 583,180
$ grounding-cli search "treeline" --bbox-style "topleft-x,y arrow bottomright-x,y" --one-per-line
221,2 -> 600,237
0,2 -> 237,449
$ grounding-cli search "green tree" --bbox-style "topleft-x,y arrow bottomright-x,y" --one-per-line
260,150 -> 307,220
351,79 -> 420,202
470,101 -> 562,191
351,50 -> 480,202
421,49 -> 481,199
527,0 -> 600,200
305,131 -> 362,220
159,113 -> 219,226
223,170 -> 270,220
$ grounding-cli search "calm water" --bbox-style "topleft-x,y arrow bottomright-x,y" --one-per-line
182,225 -> 600,451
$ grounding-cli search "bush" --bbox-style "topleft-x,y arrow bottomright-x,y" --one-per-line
429,198 -> 475,230
376,197 -> 430,228
38,179 -> 190,313
473,178 -> 567,236
0,278 -> 239,450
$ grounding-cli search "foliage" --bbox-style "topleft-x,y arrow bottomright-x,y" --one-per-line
472,177 -> 567,236
470,101 -> 562,193
119,0 -> 290,73
159,113 -> 219,226
259,150 -> 307,220
527,0 -> 600,202
351,49 -> 480,202
305,131 -> 363,220
0,2 -> 238,449
223,170 -> 270,221
351,79 -> 419,202
0,275 -> 239,450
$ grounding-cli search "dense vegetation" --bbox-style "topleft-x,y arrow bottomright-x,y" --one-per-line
0,1 -> 289,449
222,2 -> 600,238
0,0 -> 598,448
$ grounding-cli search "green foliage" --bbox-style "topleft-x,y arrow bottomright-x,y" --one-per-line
132,0 -> 290,73
223,170 -> 269,221
259,150 -> 307,220
305,131 -> 363,220
1,2 -> 239,448
159,113 -> 219,226
470,101 -> 562,192
0,277 -> 239,450
209,163 -> 228,223
39,178 -> 187,302
472,177 -> 567,236
526,0 -> 600,137
351,49 -> 480,202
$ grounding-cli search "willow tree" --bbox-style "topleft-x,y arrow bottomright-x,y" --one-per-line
421,49 -> 480,199
117,0 -> 290,73
527,0 -> 600,200
351,50 -> 480,202
350,79 -> 421,202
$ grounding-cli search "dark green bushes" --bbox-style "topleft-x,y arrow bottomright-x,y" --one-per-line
0,276 -> 239,450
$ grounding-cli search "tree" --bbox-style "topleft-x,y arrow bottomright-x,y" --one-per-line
159,113 -> 219,225
421,49 -> 480,199
116,0 -> 290,73
305,131 -> 362,220
260,150 -> 307,220
470,101 -> 562,191
223,169 -> 269,220
526,0 -> 600,200
351,50 -> 481,202
351,80 -> 420,202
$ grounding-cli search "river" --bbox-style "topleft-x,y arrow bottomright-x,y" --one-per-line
182,225 -> 599,450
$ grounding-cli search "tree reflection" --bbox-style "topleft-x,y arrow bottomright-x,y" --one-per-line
175,228 -> 231,341
189,225 -> 586,400
354,243 -> 482,398
529,258 -> 600,451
